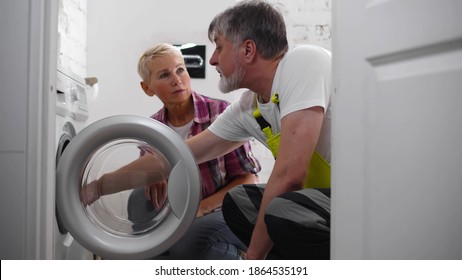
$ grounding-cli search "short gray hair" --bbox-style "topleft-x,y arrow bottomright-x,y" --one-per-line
208,0 -> 288,59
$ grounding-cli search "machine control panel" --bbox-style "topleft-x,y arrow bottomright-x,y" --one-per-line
56,66 -> 89,122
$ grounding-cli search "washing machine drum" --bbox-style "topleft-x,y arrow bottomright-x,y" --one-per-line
56,115 -> 201,259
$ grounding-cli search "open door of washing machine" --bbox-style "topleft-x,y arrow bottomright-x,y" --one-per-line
56,115 -> 201,259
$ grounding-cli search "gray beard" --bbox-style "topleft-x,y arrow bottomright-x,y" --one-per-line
218,64 -> 245,93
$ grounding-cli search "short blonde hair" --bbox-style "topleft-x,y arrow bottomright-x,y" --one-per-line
137,43 -> 183,82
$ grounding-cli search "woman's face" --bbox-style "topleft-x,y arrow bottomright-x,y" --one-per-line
142,53 -> 192,106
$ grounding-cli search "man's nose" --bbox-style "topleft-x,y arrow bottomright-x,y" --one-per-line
209,50 -> 218,66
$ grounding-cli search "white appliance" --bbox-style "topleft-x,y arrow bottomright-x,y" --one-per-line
54,66 -> 93,259
54,66 -> 202,259
56,115 -> 201,259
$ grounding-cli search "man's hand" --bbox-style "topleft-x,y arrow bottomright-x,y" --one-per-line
144,180 -> 168,210
80,179 -> 101,206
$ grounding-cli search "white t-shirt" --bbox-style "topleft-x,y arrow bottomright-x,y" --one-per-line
208,45 -> 332,163
168,119 -> 194,140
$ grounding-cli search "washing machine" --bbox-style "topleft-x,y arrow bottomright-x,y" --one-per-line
54,73 -> 201,260
54,66 -> 93,259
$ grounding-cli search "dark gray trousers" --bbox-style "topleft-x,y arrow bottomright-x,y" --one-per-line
222,184 -> 330,259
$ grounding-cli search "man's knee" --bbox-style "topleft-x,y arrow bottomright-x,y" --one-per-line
264,191 -> 330,259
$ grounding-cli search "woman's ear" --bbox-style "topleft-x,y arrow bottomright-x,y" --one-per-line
140,81 -> 154,97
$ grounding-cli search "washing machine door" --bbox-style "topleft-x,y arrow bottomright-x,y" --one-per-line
56,115 -> 201,259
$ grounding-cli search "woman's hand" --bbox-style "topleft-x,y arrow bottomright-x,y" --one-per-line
196,201 -> 218,218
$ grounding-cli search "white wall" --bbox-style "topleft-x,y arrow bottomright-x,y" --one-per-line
86,0 -> 232,123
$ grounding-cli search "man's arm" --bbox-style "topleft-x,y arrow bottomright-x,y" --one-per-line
187,129 -> 245,164
80,152 -> 171,206
245,106 -> 325,259
80,129 -> 242,206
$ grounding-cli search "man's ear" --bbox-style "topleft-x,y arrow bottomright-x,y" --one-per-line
140,81 -> 154,97
242,39 -> 257,63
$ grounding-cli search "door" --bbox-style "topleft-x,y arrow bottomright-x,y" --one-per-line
56,115 -> 201,259
332,0 -> 462,259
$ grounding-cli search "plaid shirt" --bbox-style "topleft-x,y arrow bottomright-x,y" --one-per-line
150,91 -> 260,198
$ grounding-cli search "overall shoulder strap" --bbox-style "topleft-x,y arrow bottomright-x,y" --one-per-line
253,93 -> 331,188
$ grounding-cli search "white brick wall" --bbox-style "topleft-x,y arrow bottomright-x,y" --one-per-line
57,0 -> 87,77
271,0 -> 332,50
